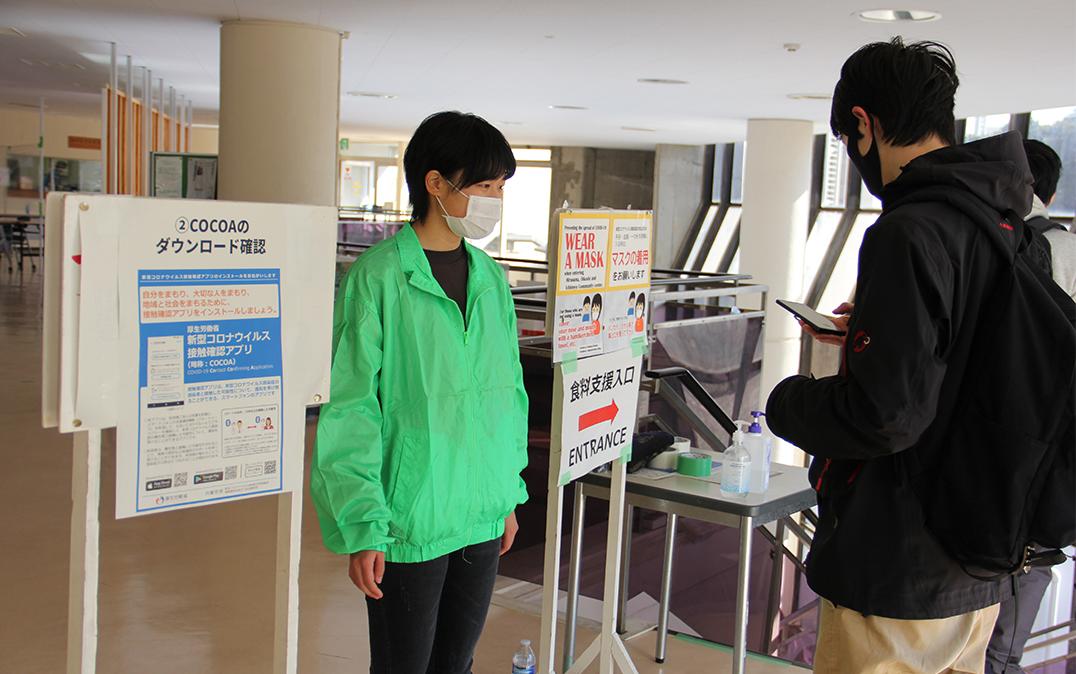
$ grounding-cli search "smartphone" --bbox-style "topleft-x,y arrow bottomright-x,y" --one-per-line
776,299 -> 847,336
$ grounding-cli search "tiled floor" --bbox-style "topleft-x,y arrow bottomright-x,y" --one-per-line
0,271 -> 804,673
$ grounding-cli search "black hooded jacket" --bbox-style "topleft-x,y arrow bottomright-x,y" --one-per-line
766,132 -> 1034,619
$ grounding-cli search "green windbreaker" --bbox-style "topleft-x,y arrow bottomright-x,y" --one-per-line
311,224 -> 530,563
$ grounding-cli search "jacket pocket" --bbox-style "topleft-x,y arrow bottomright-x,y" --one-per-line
386,433 -> 426,540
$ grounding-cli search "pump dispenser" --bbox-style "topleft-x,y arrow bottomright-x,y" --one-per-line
721,421 -> 752,496
744,410 -> 773,493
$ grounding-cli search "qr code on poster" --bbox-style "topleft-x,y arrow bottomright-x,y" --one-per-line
173,472 -> 188,487
225,465 -> 238,480
264,460 -> 277,475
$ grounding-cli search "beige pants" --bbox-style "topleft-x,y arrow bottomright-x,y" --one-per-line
813,600 -> 1000,674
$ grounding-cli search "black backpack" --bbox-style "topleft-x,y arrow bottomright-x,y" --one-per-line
909,212 -> 1076,578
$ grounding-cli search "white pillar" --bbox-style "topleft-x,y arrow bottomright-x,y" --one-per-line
739,119 -> 813,464
218,20 -> 342,206
217,20 -> 343,674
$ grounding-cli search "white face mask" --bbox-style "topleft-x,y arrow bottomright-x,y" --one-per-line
436,181 -> 502,239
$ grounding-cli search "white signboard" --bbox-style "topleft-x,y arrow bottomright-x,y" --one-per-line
549,211 -> 652,363
553,349 -> 644,485
51,195 -> 335,518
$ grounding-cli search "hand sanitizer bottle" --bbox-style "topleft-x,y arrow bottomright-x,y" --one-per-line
721,421 -> 752,496
744,411 -> 773,494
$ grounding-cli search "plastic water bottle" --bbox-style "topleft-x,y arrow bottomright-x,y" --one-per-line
512,639 -> 536,674
720,421 -> 752,496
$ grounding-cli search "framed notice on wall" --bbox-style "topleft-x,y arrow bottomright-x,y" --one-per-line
151,153 -> 218,200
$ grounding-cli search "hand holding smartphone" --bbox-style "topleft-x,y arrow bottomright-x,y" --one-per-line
776,299 -> 848,336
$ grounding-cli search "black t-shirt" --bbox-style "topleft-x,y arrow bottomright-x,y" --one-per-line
424,243 -> 469,321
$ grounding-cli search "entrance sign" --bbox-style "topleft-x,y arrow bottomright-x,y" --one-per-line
549,211 -> 652,363
554,349 -> 643,485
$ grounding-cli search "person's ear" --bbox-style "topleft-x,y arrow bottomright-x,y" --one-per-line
850,106 -> 872,145
425,170 -> 451,199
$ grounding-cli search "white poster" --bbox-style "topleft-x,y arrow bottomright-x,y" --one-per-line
56,196 -> 335,517
553,349 -> 644,485
549,211 -> 652,363
153,155 -> 183,198
186,157 -> 217,200
131,269 -> 284,513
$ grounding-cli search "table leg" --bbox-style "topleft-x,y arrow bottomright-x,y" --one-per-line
616,504 -> 634,634
762,519 -> 785,655
563,484 -> 587,673
655,513 -> 678,663
733,515 -> 754,674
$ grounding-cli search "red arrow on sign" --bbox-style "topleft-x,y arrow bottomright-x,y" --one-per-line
579,399 -> 619,431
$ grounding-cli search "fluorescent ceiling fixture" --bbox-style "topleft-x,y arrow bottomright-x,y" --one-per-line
191,123 -> 219,129
788,93 -> 832,101
1,26 -> 27,37
856,9 -> 941,22
346,91 -> 397,99
637,78 -> 688,85
549,104 -> 587,110
621,126 -> 656,132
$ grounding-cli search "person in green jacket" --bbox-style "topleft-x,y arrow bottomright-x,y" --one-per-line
311,111 -> 530,674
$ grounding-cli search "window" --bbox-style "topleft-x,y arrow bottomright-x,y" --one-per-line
963,114 -> 1011,142
730,142 -> 746,204
339,159 -> 376,209
821,135 -> 849,209
859,185 -> 883,211
1029,106 -> 1076,217
701,206 -> 741,273
501,163 -> 552,259
819,212 -> 876,311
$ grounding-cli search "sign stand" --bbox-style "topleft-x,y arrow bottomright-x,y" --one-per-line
67,430 -> 101,674
538,209 -> 652,674
44,193 -> 336,674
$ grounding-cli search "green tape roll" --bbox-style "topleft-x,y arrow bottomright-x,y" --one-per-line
677,452 -> 713,477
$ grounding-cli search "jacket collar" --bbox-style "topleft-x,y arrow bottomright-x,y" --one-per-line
395,224 -> 497,300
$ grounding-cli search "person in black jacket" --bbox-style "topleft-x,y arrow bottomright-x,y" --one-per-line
766,38 -> 1037,673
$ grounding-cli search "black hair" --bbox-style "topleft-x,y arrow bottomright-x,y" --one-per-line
830,38 -> 959,147
403,111 -> 516,222
629,291 -> 636,301
1024,139 -> 1063,203
583,296 -> 591,305
636,293 -> 645,309
592,293 -> 602,317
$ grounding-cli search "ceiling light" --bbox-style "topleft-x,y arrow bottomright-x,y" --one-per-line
1,27 -> 27,37
621,126 -> 656,132
856,9 -> 942,22
345,91 -> 397,100
787,93 -> 832,101
499,121 -> 524,126
17,57 -> 33,67
637,78 -> 688,85
191,123 -> 219,129
549,105 -> 587,110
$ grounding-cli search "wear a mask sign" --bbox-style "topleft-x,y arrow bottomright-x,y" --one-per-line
549,211 -> 652,363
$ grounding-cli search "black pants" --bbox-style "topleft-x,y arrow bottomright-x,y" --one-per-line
366,538 -> 500,674
985,566 -> 1053,674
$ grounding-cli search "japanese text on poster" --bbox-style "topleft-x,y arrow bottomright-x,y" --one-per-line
550,211 -> 652,363
135,268 -> 283,513
555,349 -> 644,484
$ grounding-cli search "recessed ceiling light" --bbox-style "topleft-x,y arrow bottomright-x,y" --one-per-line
787,93 -> 832,101
856,8 -> 942,22
0,27 -> 27,37
549,104 -> 587,110
637,78 -> 688,85
621,126 -> 656,132
345,91 -> 397,100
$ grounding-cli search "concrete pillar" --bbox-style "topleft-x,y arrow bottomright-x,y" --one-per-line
653,144 -> 706,268
218,20 -> 342,206
216,20 -> 342,674
739,119 -> 813,464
